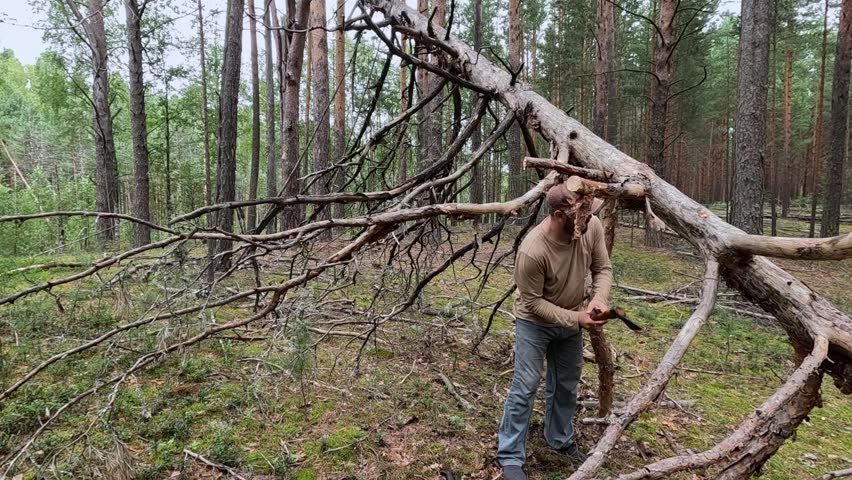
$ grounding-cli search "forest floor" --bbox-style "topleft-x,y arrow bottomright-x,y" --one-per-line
0,215 -> 850,480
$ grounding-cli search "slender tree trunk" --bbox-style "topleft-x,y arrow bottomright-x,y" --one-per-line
415,0 -> 430,172
163,73 -> 172,217
280,0 -> 310,229
269,0 -> 286,157
197,0 -> 212,215
769,9 -> 778,236
125,0 -> 151,247
507,0 -> 524,201
310,0 -> 331,199
821,0 -> 852,237
644,0 -> 674,247
334,0 -> 346,218
781,47 -> 793,219
398,34 -> 409,184
264,0 -> 278,233
470,0 -> 483,224
247,0 -> 262,232
731,0 -> 770,234
212,0 -> 245,270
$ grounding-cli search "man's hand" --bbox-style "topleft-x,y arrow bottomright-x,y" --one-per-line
578,311 -> 608,330
585,298 -> 608,317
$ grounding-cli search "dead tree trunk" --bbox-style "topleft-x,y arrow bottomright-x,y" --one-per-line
820,0 -> 851,237
212,0 -> 245,269
247,0 -> 262,232
731,0 -> 770,234
125,0 -> 151,247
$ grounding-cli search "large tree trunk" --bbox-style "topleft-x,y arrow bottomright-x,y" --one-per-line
310,0 -> 331,199
506,0 -> 524,202
644,0 -> 675,247
68,0 -> 119,244
731,0 -> 770,234
212,0 -> 245,269
125,0 -> 151,247
820,0 -> 851,237
247,0 -> 262,232
334,0 -> 346,218
280,0 -> 310,229
264,0 -> 278,233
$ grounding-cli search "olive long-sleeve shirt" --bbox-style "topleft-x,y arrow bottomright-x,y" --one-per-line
512,216 -> 613,329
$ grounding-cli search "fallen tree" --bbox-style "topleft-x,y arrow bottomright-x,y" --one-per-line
0,0 -> 849,478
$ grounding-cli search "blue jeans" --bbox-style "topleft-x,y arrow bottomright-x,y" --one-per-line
497,319 -> 584,467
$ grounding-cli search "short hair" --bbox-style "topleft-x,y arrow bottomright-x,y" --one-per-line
546,182 -> 581,213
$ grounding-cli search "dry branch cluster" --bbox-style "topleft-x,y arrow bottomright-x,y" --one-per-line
1,1 -> 851,478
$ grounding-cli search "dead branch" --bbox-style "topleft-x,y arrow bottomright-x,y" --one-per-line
727,231 -> 852,260
183,449 -> 249,480
617,336 -> 829,480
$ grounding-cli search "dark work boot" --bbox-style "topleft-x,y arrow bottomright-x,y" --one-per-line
557,442 -> 588,465
501,465 -> 528,480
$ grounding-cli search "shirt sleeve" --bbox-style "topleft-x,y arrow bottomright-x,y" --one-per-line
514,250 -> 580,328
589,217 -> 613,304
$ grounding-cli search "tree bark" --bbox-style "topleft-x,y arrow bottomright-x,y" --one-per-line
820,0 -> 851,237
644,0 -> 675,247
334,0 -> 346,218
507,0 -> 524,202
247,0 -> 262,232
212,0 -> 245,269
781,47 -> 793,219
731,0 -> 770,234
593,0 -> 617,144
264,0 -> 278,233
310,0 -> 331,199
65,0 -> 119,244
280,0 -> 310,229
125,0 -> 151,247
469,0 -> 483,224
197,0 -> 212,214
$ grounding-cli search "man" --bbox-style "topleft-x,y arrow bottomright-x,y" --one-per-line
498,182 -> 613,480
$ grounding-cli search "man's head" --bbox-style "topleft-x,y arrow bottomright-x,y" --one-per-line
546,181 -> 593,238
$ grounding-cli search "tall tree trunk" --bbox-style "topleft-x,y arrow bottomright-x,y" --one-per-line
415,0 -> 430,172
69,0 -> 119,244
125,0 -> 151,247
247,0 -> 262,232
399,34 -> 410,184
731,0 -> 770,234
820,0 -> 852,237
507,0 -> 524,201
644,0 -> 674,247
470,0 -> 483,224
781,48 -> 793,219
197,0 -> 212,214
264,0 -> 278,233
769,8 -> 778,236
310,0 -> 331,199
594,0 -> 617,144
269,0 -> 286,158
212,0 -> 245,270
334,0 -> 346,218
163,73 -> 172,218
280,0 -> 310,229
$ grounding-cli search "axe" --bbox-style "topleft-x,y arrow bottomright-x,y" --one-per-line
591,306 -> 643,331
